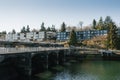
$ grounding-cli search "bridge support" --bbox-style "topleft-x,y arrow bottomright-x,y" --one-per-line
46,53 -> 49,70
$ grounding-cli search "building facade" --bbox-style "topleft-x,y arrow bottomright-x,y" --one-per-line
56,30 -> 107,41
6,31 -> 46,42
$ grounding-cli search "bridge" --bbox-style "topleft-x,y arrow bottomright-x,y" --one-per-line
0,47 -> 84,80
0,47 -> 119,80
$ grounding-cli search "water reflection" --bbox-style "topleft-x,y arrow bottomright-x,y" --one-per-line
52,61 -> 120,80
53,70 -> 99,80
1,61 -> 120,80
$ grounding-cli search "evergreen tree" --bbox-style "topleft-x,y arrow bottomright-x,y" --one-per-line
104,16 -> 112,30
21,26 -> 26,33
107,22 -> 118,49
47,27 -> 51,31
60,22 -> 66,32
92,19 -> 96,29
69,29 -> 77,46
2,31 -> 6,34
12,29 -> 16,34
117,36 -> 120,50
26,25 -> 30,32
96,17 -> 104,30
51,25 -> 56,32
40,22 -> 46,31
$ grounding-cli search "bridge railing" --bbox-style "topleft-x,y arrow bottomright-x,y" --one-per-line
0,47 -> 70,54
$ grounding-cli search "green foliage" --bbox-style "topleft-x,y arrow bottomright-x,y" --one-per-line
92,19 -> 96,29
21,26 -> 26,33
1,31 -> 6,34
12,29 -> 16,34
26,25 -> 30,32
104,16 -> 112,30
107,22 -> 118,49
95,16 -> 113,30
96,17 -> 104,30
51,25 -> 56,32
40,22 -> 46,31
60,22 -> 66,32
47,27 -> 51,31
69,29 -> 77,46
116,36 -> 120,50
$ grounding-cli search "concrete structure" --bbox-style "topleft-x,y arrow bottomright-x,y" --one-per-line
0,47 -> 80,79
0,46 -> 119,80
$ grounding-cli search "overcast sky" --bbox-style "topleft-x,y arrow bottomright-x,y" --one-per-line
0,0 -> 120,32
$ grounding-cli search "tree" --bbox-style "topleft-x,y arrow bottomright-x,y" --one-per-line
69,29 -> 77,46
40,22 -> 46,31
117,36 -> 120,50
51,25 -> 56,32
1,31 -> 6,34
104,16 -> 112,30
26,25 -> 30,32
107,22 -> 118,49
96,17 -> 104,30
21,26 -> 26,33
60,22 -> 66,32
47,27 -> 51,31
12,29 -> 16,34
92,19 -> 96,29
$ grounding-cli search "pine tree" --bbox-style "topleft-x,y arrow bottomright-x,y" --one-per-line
104,16 -> 112,30
107,22 -> 118,49
26,25 -> 30,32
51,25 -> 56,32
60,22 -> 66,32
69,29 -> 77,46
40,22 -> 46,31
12,29 -> 16,34
47,27 -> 51,31
96,17 -> 104,30
21,26 -> 26,33
92,19 -> 96,29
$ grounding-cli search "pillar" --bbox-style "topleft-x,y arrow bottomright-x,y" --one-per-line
46,54 -> 49,70
56,52 -> 59,65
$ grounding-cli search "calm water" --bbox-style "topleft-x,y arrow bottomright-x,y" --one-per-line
51,61 -> 120,80
1,61 -> 120,80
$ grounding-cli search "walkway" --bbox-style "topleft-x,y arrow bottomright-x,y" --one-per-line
0,47 -> 69,54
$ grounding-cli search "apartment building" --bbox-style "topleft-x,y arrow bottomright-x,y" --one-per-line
56,30 -> 107,41
5,31 -> 46,42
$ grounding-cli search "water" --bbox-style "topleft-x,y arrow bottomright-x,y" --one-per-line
51,61 -> 120,80
1,60 -> 120,80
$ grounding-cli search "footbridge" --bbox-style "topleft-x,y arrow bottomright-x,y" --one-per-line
0,47 -> 118,80
0,47 -> 82,79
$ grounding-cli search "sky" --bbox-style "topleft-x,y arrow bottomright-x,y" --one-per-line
0,0 -> 120,32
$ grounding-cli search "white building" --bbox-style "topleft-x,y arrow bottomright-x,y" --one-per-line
5,31 -> 46,42
6,33 -> 13,41
38,32 -> 46,41
26,32 -> 34,41
33,32 -> 39,40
